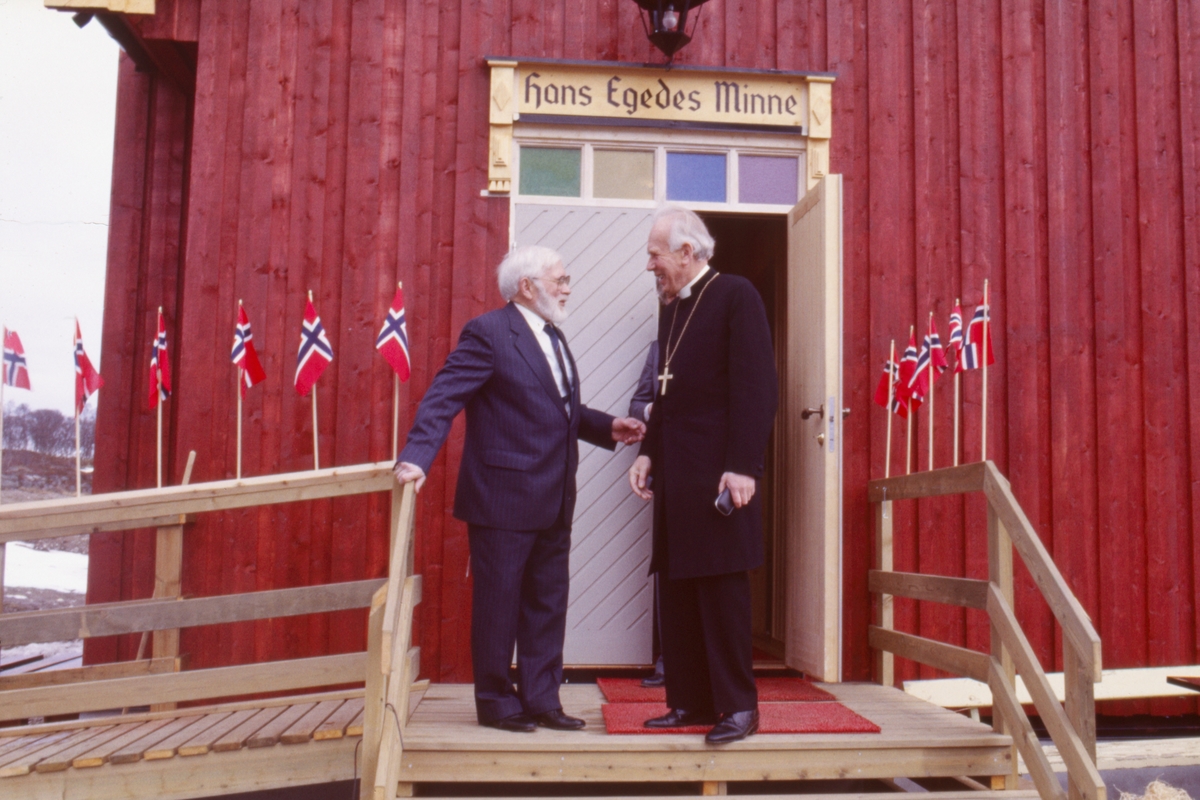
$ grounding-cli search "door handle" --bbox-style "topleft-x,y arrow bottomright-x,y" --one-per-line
801,405 -> 824,420
816,433 -> 826,446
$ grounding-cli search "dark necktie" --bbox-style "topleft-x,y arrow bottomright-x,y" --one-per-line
544,323 -> 572,404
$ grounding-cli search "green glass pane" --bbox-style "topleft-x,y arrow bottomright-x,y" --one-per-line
520,147 -> 581,197
594,150 -> 654,200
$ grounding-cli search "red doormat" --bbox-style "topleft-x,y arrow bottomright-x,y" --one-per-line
596,676 -> 835,704
601,701 -> 881,735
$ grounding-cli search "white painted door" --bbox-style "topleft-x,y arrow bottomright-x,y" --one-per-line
782,175 -> 844,681
514,203 -> 658,665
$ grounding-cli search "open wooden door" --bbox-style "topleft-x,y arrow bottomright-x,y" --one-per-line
782,175 -> 844,681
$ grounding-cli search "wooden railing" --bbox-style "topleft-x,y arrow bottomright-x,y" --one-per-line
868,461 -> 1104,800
0,461 -> 421,800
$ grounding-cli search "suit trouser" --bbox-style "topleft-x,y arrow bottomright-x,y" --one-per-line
660,570 -> 757,715
467,517 -> 571,723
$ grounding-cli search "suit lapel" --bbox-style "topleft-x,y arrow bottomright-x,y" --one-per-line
562,334 -> 581,421
506,303 -> 568,410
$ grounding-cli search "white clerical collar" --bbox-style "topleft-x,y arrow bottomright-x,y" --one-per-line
677,264 -> 710,300
514,300 -> 549,332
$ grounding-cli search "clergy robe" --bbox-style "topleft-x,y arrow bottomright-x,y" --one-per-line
640,268 -> 778,714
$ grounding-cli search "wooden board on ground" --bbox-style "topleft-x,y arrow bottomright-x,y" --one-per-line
905,664 -> 1200,708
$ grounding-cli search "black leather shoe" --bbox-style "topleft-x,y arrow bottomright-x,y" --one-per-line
704,709 -> 759,744
640,672 -> 666,688
481,713 -> 537,733
644,708 -> 718,728
532,709 -> 586,730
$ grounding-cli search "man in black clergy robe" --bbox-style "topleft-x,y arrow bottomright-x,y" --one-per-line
395,245 -> 645,733
629,206 -> 778,744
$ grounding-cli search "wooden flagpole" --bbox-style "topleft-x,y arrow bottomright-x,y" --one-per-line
885,339 -> 895,479
981,280 -> 989,462
953,298 -> 961,467
75,408 -> 82,497
928,312 -> 935,471
392,373 -> 400,461
905,326 -> 913,475
309,291 -> 319,471
75,325 -> 82,498
156,307 -> 163,491
236,372 -> 243,480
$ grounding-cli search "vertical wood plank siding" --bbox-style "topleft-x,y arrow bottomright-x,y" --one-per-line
91,0 -> 1197,700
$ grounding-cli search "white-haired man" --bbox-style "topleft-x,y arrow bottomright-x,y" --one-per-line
395,245 -> 644,733
629,206 -> 778,744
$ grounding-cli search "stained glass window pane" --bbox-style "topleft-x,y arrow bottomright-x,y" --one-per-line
520,147 -> 581,197
594,150 -> 654,200
739,155 -> 799,205
666,152 -> 726,203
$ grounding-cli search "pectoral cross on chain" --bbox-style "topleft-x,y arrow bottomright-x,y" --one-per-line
658,365 -> 675,395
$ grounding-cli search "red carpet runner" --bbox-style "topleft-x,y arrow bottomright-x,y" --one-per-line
596,677 -> 879,735
601,701 -> 881,735
597,676 -> 835,704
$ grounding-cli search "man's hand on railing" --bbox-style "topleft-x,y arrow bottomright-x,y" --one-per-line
394,462 -> 426,492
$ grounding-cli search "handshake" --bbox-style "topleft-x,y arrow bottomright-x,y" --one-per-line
611,417 -> 646,446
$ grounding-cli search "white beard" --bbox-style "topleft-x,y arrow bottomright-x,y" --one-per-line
534,284 -> 569,325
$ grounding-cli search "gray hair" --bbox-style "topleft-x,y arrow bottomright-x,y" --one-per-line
652,205 -> 715,262
497,245 -> 562,301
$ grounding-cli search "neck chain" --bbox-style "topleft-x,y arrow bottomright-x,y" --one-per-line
657,272 -> 718,396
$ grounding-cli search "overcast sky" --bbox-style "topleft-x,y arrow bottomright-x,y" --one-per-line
0,0 -> 118,415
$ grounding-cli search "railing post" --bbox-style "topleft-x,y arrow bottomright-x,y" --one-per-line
987,501 -> 1017,789
875,498 -> 894,687
1064,645 -> 1097,800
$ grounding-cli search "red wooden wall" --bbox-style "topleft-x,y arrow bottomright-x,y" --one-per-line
87,0 -> 1200,712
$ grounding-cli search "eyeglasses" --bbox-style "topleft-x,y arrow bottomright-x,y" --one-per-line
539,275 -> 571,289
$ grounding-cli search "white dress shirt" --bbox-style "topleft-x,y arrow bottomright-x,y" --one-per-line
515,302 -> 573,413
677,264 -> 711,300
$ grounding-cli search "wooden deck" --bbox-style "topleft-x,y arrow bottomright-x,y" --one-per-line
0,680 -> 1015,799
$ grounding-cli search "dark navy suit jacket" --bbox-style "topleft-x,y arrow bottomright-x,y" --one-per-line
399,302 -> 616,531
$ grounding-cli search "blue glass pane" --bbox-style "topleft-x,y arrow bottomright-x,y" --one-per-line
666,152 -> 726,203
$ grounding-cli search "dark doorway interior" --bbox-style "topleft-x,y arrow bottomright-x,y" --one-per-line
698,212 -> 789,659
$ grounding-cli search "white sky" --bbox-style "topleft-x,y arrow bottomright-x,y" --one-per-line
0,0 -> 118,415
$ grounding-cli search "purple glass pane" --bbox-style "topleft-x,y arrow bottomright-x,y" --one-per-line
666,152 -> 726,202
739,155 -> 799,205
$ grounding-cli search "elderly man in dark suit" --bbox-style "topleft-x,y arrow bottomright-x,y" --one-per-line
395,245 -> 644,733
629,206 -> 778,744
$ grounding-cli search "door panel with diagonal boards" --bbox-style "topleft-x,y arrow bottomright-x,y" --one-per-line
514,203 -> 657,665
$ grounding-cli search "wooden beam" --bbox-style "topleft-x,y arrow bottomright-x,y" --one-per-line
361,594 -> 387,800
868,571 -> 989,610
0,462 -> 395,538
988,658 -> 1066,800
0,579 -> 383,646
982,463 -> 1102,680
868,626 -> 990,682
987,586 -> 1105,800
0,653 -> 366,720
866,462 -> 987,502
875,501 -> 894,687
45,0 -> 155,13
382,482 -> 417,676
0,657 -> 175,692
0,515 -> 193,545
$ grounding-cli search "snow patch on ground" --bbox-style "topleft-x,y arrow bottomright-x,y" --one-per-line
4,541 -> 88,593
1,639 -> 83,667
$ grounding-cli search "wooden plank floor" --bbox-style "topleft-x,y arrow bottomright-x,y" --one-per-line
400,682 -> 1015,784
0,681 -> 1018,799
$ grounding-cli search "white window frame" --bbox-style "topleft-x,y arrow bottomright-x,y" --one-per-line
511,123 -> 807,215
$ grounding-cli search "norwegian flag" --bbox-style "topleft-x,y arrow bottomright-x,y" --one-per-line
948,303 -> 964,360
896,330 -> 922,415
3,328 -> 31,390
957,304 -> 996,372
295,296 -> 333,396
375,284 -> 411,381
148,308 -> 172,408
873,359 -> 903,415
927,316 -> 949,378
230,303 -> 267,398
74,319 -> 103,414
